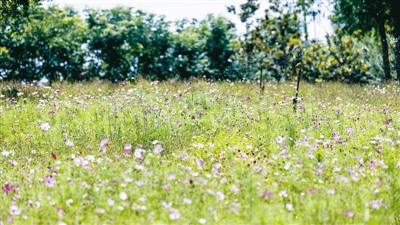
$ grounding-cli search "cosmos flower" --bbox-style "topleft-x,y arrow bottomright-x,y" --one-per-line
154,144 -> 164,154
64,140 -> 74,147
119,192 -> 128,201
99,139 -> 109,153
45,175 -> 56,188
168,208 -> 180,220
39,123 -> 50,132
344,210 -> 355,217
9,205 -> 21,215
286,203 -> 293,212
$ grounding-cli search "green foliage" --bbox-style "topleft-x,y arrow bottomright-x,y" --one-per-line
302,33 -> 376,83
1,6 -> 88,82
252,0 -> 302,81
1,5 -> 237,82
1,2 -> 399,83
330,0 -> 391,34
171,15 -> 236,80
0,0 -> 43,19
330,0 -> 395,80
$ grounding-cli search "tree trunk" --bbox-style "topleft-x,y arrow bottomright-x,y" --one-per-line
394,31 -> 400,81
390,0 -> 400,80
302,1 -> 308,42
377,18 -> 391,81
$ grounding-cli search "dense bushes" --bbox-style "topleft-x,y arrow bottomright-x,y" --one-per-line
0,6 -> 237,83
0,4 -> 397,83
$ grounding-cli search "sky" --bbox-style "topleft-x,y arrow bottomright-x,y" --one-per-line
42,0 -> 333,40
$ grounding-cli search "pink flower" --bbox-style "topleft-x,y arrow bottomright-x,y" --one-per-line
370,199 -> 383,210
173,120 -> 182,125
64,140 -> 74,147
136,180 -> 145,187
182,198 -> 192,204
39,123 -> 50,132
260,189 -> 272,199
154,144 -> 164,154
134,148 -> 146,161
9,205 -> 21,215
286,203 -> 294,212
107,198 -> 115,206
167,174 -> 176,180
278,190 -> 288,198
326,189 -> 335,195
99,139 -> 108,153
96,208 -> 105,214
2,183 -> 12,194
124,144 -> 132,150
344,210 -> 355,217
123,150 -> 131,157
216,191 -> 225,200
45,175 -> 56,188
5,216 -> 14,223
230,185 -> 240,194
51,153 -> 57,160
162,183 -> 170,191
168,208 -> 180,220
196,158 -> 205,169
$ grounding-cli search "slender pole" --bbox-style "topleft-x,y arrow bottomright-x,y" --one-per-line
245,23 -> 251,80
260,60 -> 264,93
293,62 -> 302,112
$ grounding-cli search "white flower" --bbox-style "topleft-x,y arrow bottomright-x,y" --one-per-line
278,190 -> 288,198
182,198 -> 192,204
39,123 -> 50,132
154,144 -> 164,154
199,218 -> 206,224
276,136 -> 285,144
64,140 -> 74,147
119,192 -> 128,201
216,192 -> 225,200
107,198 -> 115,206
286,203 -> 294,212
284,162 -> 291,170
327,189 -> 335,195
9,205 -> 21,215
66,199 -> 74,206
1,150 -> 11,157
168,208 -> 180,220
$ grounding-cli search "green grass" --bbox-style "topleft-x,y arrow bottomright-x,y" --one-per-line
0,80 -> 400,224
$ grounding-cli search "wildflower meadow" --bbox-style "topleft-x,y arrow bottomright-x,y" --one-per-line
1,80 -> 400,224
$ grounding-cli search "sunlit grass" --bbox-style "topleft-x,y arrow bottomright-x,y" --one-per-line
1,80 -> 399,224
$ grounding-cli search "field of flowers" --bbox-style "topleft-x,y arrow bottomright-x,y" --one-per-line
1,80 -> 400,224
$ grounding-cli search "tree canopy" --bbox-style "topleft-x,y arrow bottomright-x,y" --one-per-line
1,0 -> 399,83
0,0 -> 43,19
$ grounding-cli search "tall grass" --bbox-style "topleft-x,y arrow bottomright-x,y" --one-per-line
0,80 -> 399,224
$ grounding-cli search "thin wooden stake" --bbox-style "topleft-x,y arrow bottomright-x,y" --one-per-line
293,62 -> 302,112
260,65 -> 264,94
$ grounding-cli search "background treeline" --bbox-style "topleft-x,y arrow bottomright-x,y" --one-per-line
0,0 -> 400,83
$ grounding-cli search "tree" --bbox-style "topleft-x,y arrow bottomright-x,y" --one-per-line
331,0 -> 392,81
0,0 -> 43,19
1,6 -> 88,82
170,15 -> 236,80
388,0 -> 400,80
227,0 -> 260,79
